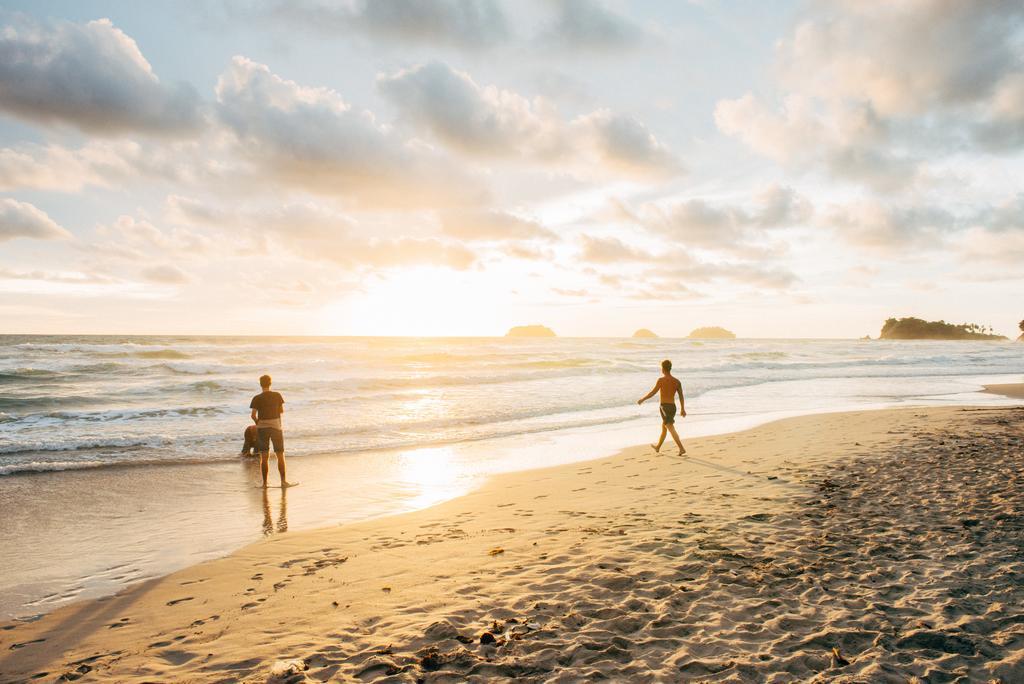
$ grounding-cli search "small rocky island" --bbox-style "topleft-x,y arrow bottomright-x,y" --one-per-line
632,329 -> 658,339
1018,319 -> 1023,342
879,317 -> 1007,341
688,326 -> 736,340
506,324 -> 556,338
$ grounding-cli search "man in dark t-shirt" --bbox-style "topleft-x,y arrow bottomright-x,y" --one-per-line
249,374 -> 291,487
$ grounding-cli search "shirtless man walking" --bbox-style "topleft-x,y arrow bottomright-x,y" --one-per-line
637,359 -> 686,455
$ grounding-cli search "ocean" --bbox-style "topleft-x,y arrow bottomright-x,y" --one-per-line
1,335 -> 1021,618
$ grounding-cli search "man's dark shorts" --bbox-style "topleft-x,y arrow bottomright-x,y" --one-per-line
258,427 -> 284,453
660,403 -> 677,425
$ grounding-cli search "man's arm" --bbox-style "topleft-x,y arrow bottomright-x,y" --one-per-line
638,378 -> 661,405
251,408 -> 258,424
677,381 -> 686,417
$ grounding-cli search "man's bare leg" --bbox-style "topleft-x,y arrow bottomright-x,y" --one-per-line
651,425 -> 667,452
275,451 -> 289,486
667,425 -> 685,455
259,451 -> 269,487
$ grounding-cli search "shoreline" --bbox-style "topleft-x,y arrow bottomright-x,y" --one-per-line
2,400 -> 1023,682
2,377 -> 1019,623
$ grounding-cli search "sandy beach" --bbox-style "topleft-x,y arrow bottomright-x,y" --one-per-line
2,401 -> 1023,683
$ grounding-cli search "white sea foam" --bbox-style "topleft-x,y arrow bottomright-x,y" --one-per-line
0,335 -> 1021,475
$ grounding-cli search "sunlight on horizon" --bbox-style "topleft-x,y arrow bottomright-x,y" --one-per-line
0,2 -> 1021,339
320,268 -> 522,337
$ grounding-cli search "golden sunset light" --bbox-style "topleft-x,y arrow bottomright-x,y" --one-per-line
2,2 -> 1023,682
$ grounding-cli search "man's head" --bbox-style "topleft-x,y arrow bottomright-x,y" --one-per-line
259,374 -> 272,389
661,359 -> 672,373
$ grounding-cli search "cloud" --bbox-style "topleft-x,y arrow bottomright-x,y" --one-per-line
714,94 -> 918,191
572,109 -> 680,177
98,214 -> 212,255
266,0 -> 508,48
714,1 -> 1024,188
777,2 -> 1024,119
167,196 -> 478,270
140,264 -> 190,284
0,17 -> 202,135
577,233 -> 799,290
0,267 -> 114,284
378,61 -> 680,177
0,140 -> 198,192
620,184 -> 812,255
822,201 -> 957,254
439,209 -> 555,241
541,0 -> 649,52
215,57 -> 484,207
0,198 -> 72,242
957,225 -> 1024,267
579,234 -> 655,263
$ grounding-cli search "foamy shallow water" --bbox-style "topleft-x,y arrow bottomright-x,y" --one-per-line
0,335 -> 1021,618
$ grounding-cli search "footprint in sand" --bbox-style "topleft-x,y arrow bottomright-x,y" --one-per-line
9,638 -> 46,650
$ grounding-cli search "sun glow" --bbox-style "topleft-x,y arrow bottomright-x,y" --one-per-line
320,267 -> 516,337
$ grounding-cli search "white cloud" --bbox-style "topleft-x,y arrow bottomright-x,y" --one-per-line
166,196 -> 479,270
714,1 -> 1024,189
822,201 -> 957,254
140,264 -> 190,284
439,209 -> 555,241
777,2 -> 1024,118
215,57 -> 484,208
0,198 -> 72,242
98,214 -> 212,255
0,17 -> 202,135
541,0 -> 649,52
378,61 -> 680,178
0,140 -> 197,192
621,184 -> 812,255
577,234 -> 798,290
266,0 -> 508,48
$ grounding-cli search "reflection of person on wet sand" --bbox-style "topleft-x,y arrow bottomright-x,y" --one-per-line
249,374 -> 292,488
262,487 -> 288,535
637,359 -> 686,455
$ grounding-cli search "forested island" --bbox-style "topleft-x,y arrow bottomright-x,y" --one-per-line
688,326 -> 736,340
506,325 -> 556,338
879,317 -> 1007,341
632,329 -> 658,338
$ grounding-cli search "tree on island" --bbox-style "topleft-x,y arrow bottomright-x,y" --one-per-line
879,317 -> 1007,341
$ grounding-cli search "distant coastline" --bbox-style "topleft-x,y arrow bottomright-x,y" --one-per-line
879,317 -> 1007,341
506,324 -> 556,338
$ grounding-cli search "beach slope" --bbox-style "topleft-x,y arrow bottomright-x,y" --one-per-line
2,405 -> 1023,682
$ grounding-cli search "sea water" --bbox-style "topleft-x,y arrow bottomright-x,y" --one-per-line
0,335 -> 1021,618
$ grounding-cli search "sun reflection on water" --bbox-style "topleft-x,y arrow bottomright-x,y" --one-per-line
396,446 -> 468,509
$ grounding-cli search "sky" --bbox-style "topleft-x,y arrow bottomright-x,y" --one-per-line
0,0 -> 1022,338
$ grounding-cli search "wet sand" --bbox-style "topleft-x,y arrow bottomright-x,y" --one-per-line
983,382 -> 1024,400
1,405 -> 1023,682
